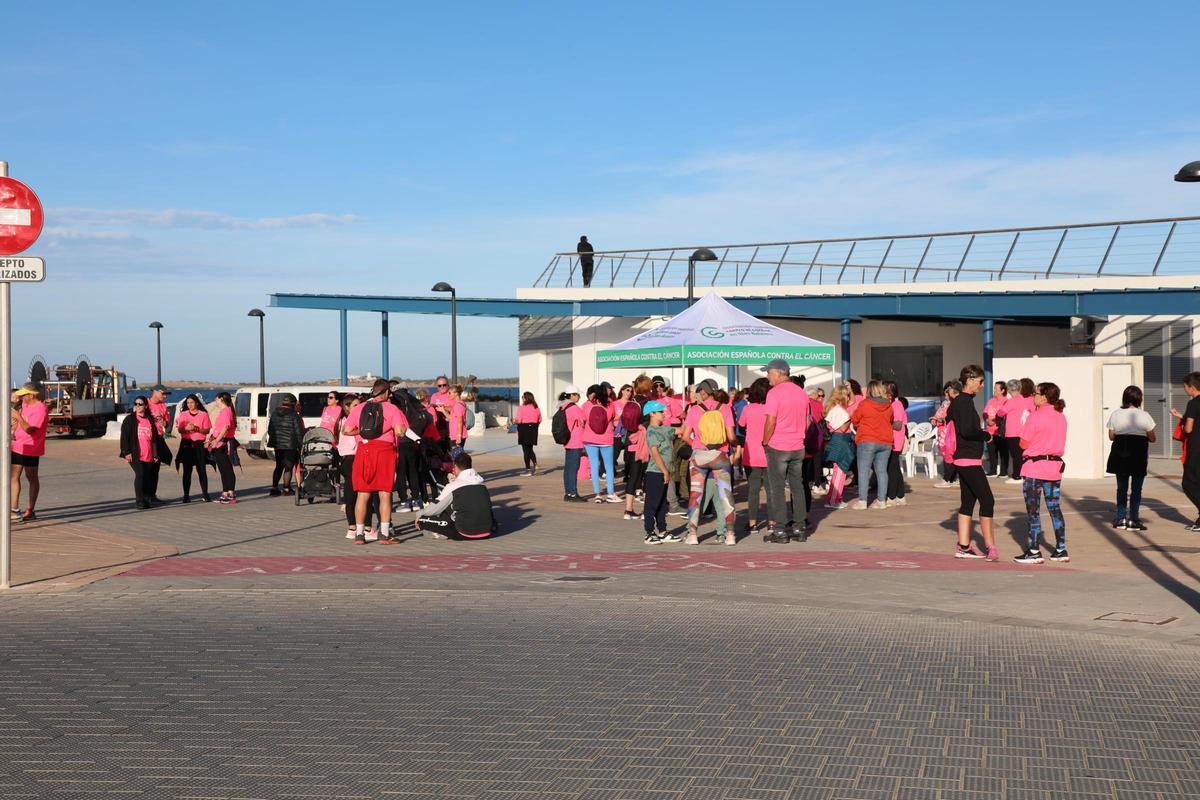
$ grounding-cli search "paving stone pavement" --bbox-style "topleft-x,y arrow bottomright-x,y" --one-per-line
1,590 -> 1199,799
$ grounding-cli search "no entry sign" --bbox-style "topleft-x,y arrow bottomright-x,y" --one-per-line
0,176 -> 43,256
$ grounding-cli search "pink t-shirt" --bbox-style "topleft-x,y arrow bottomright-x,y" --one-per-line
346,399 -> 408,445
210,406 -> 235,441
684,399 -> 735,454
564,403 -> 586,449
737,404 -> 768,468
319,405 -> 342,433
515,404 -> 542,424
581,401 -> 616,446
336,417 -> 358,457
175,409 -> 211,442
1020,405 -> 1067,481
148,399 -> 169,435
665,395 -> 683,426
1000,394 -> 1035,439
448,400 -> 468,441
12,400 -> 48,456
983,396 -> 1005,436
764,381 -> 809,451
431,390 -> 453,408
136,416 -> 154,462
891,399 -> 908,452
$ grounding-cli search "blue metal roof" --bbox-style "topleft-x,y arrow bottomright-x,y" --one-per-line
271,286 -> 1200,321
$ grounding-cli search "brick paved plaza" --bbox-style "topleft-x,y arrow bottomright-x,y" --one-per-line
3,435 -> 1200,798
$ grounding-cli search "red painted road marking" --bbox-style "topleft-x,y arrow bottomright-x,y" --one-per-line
120,550 -> 1059,578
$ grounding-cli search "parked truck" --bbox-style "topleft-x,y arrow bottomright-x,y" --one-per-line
30,357 -> 131,437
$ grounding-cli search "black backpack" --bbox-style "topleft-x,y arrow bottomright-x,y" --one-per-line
391,388 -> 432,437
358,401 -> 385,440
551,406 -> 570,444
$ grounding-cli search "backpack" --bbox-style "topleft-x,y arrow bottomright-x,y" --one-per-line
358,401 -> 385,440
391,389 -> 432,437
551,406 -> 570,444
620,401 -> 642,442
464,406 -> 476,431
588,404 -> 609,435
698,405 -> 727,447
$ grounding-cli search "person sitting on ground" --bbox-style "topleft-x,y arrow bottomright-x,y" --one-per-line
267,394 -> 305,496
415,452 -> 496,540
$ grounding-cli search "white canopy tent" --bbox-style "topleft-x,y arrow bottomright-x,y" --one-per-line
596,293 -> 835,369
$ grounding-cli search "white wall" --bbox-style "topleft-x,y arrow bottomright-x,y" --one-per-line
993,355 -> 1142,480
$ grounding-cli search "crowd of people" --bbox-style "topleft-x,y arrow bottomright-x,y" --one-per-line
500,359 -> 1200,563
11,365 -> 1200,563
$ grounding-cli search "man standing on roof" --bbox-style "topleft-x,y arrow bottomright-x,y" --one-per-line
11,383 -> 48,522
578,236 -> 594,288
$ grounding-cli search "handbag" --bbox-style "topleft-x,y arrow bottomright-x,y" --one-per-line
155,437 -> 173,466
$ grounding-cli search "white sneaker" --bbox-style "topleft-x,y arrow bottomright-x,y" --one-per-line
605,493 -> 623,503
1005,478 -> 1024,485
826,501 -> 848,509
849,500 -> 868,510
345,529 -> 357,539
364,529 -> 379,542
869,500 -> 887,510
890,497 -> 907,507
933,480 -> 955,489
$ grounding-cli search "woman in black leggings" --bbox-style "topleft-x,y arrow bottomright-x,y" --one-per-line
948,365 -> 997,561
207,392 -> 238,504
514,392 -> 542,477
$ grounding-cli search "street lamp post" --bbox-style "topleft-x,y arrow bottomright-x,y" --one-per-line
686,248 -> 718,384
431,282 -> 458,383
248,309 -> 266,385
1174,161 -> 1200,182
148,321 -> 163,386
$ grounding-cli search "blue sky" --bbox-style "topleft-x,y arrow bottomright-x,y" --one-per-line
6,1 -> 1199,384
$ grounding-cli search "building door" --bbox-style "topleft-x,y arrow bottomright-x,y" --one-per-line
1127,322 -> 1192,458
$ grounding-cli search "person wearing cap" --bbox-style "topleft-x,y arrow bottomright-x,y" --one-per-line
267,393 -> 305,496
640,400 -> 678,543
560,384 -> 587,502
343,378 -> 409,544
679,378 -> 737,546
148,387 -> 170,437
11,383 -> 48,522
762,358 -> 811,543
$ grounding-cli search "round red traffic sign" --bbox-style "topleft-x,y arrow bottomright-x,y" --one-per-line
0,176 -> 43,256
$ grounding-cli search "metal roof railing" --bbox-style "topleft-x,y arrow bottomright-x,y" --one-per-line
532,216 -> 1200,289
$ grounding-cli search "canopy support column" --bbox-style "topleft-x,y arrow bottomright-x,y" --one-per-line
726,365 -> 737,389
840,319 -> 852,383
983,319 -> 994,396
339,309 -> 348,385
381,312 -> 389,380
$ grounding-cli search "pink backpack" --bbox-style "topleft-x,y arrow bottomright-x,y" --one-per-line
940,420 -> 957,465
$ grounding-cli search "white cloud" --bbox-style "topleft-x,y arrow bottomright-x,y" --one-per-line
41,227 -> 149,248
52,208 -> 361,231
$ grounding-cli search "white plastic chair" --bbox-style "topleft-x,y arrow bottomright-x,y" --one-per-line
905,422 -> 937,478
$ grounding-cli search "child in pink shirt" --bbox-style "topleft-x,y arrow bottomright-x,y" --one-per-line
1014,382 -> 1069,564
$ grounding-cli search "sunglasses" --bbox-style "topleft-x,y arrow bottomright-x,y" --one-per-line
134,402 -> 146,407
436,383 -> 448,388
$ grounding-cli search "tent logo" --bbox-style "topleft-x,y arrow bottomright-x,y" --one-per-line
700,326 -> 725,339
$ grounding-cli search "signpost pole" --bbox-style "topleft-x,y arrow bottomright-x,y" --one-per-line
1,159 -> 11,590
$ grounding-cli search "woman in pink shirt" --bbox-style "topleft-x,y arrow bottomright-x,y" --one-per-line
319,391 -> 343,433
737,378 -> 771,533
999,378 -> 1036,483
119,396 -> 164,510
1014,382 -> 1069,565
175,394 -> 213,503
206,392 -> 238,505
885,381 -> 908,506
514,391 -> 542,476
582,383 -> 620,503
982,381 -> 1008,477
445,384 -> 469,447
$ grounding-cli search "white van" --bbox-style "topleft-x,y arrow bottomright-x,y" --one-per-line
234,385 -> 361,456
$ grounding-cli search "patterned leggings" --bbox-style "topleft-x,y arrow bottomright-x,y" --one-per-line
687,459 -> 734,535
1023,477 -> 1065,551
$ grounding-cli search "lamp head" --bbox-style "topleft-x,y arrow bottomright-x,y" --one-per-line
431,282 -> 455,293
690,247 -> 718,262
247,308 -> 265,318
1175,161 -> 1200,183
148,321 -> 163,329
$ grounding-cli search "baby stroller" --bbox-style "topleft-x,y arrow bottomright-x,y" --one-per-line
296,428 -> 341,505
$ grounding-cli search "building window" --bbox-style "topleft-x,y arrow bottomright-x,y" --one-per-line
869,345 -> 943,397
